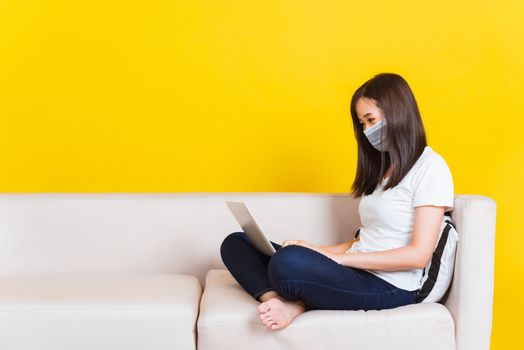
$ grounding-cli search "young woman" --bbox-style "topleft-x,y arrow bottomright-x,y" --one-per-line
220,72 -> 454,331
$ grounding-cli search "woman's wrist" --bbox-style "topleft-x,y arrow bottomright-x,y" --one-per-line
321,250 -> 343,265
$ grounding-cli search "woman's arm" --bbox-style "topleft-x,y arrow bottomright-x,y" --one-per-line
335,205 -> 445,270
318,238 -> 359,255
282,228 -> 360,255
286,205 -> 445,270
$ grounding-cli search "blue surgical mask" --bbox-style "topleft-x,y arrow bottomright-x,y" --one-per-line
363,119 -> 389,151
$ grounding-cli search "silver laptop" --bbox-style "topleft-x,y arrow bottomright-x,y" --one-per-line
225,201 -> 277,256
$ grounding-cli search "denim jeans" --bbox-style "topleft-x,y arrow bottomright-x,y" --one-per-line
220,231 -> 418,311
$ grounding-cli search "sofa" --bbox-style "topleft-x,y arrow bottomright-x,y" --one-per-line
0,193 -> 496,350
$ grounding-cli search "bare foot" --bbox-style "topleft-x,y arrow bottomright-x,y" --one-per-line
257,297 -> 306,330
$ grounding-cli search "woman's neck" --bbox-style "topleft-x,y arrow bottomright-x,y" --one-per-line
383,164 -> 394,180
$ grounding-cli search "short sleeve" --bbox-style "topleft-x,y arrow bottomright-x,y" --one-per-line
411,156 -> 455,212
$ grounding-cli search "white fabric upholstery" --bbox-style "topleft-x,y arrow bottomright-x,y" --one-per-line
0,274 -> 201,350
198,269 -> 455,350
441,195 -> 497,350
0,193 -> 496,350
0,193 -> 360,284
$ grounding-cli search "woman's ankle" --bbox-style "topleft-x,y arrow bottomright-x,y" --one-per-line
259,291 -> 306,311
258,290 -> 280,303
288,299 -> 306,311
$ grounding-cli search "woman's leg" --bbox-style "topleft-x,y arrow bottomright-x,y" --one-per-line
221,232 -> 308,330
267,245 -> 417,311
220,231 -> 283,302
221,232 -> 416,330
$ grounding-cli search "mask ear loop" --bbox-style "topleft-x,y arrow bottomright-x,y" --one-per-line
378,118 -> 389,185
379,118 -> 388,152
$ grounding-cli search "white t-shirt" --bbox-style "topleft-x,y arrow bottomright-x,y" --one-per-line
346,146 -> 454,291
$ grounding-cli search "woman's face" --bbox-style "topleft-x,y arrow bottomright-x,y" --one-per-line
355,97 -> 384,132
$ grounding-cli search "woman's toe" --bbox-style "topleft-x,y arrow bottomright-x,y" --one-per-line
270,323 -> 280,330
258,302 -> 270,313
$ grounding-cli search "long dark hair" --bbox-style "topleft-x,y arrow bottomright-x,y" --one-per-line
350,73 -> 427,197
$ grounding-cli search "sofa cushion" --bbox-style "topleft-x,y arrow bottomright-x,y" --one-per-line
0,274 -> 201,350
197,269 -> 455,350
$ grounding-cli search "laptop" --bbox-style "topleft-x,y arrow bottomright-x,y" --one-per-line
225,201 -> 277,256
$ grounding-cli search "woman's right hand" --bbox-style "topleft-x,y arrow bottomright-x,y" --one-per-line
281,239 -> 317,249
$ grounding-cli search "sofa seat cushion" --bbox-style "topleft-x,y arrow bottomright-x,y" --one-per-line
197,269 -> 455,350
0,274 -> 201,350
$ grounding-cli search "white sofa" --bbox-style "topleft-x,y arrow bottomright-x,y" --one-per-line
0,193 -> 496,350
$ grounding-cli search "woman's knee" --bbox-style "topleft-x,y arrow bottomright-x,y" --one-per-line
220,231 -> 248,260
267,245 -> 313,283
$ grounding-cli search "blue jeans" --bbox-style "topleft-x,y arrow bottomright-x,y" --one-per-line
220,231 -> 418,311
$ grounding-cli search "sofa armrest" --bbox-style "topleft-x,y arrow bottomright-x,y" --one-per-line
442,195 -> 496,350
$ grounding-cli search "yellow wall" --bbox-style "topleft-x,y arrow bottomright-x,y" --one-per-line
0,1 -> 522,348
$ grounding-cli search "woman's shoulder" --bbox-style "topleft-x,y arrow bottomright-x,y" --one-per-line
402,146 -> 452,183
416,146 -> 450,168
408,146 -> 453,183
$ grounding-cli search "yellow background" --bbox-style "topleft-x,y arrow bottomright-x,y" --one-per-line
0,1 -> 522,348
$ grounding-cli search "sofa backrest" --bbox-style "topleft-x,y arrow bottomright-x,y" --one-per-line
0,193 -> 361,284
439,194 -> 496,350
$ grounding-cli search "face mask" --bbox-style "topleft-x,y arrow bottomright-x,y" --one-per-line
363,119 -> 389,151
